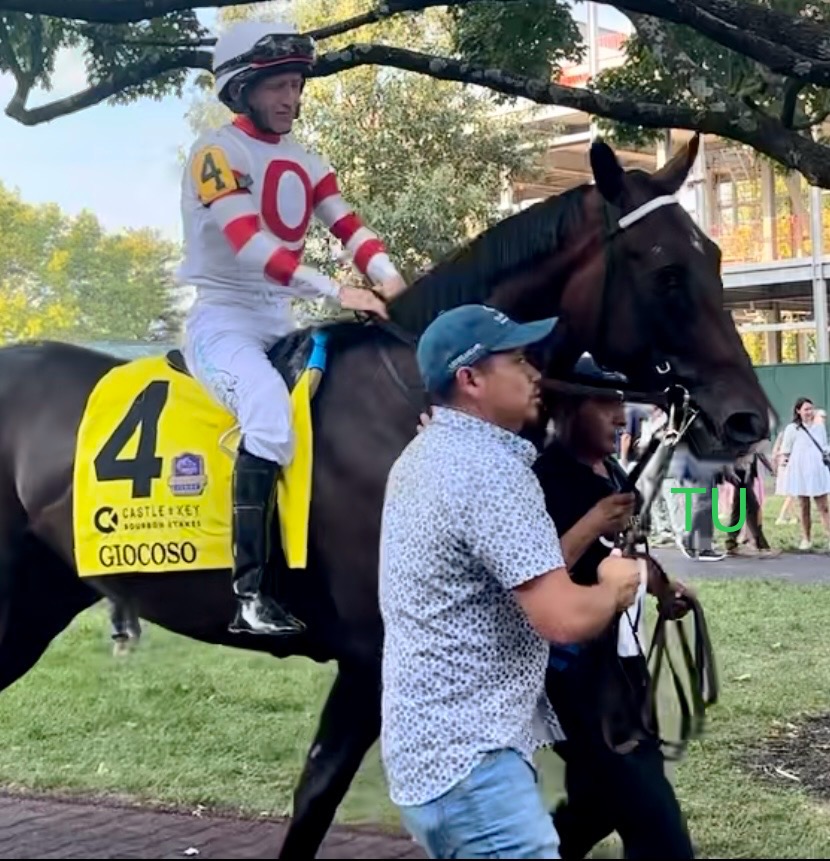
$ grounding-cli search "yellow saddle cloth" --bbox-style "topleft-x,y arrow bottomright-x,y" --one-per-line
72,354 -> 315,578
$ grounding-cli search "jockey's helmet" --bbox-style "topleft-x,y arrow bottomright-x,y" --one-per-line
213,20 -> 316,114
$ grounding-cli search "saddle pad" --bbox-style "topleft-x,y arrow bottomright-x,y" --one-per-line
278,366 -> 314,569
73,355 -> 316,577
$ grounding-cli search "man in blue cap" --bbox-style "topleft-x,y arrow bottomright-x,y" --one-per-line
378,305 -> 642,860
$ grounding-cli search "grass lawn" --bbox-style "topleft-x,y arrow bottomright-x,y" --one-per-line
0,571 -> 829,858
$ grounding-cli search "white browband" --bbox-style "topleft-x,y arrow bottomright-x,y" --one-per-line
618,195 -> 678,230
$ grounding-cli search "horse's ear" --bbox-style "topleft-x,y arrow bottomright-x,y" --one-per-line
652,133 -> 700,194
590,138 -> 625,203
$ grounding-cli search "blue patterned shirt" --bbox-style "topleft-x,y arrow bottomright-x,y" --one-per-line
379,406 -> 566,807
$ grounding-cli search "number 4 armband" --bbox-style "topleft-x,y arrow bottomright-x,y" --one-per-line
191,145 -> 250,206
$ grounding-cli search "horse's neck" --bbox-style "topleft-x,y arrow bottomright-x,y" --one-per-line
389,186 -> 601,337
491,204 -> 604,329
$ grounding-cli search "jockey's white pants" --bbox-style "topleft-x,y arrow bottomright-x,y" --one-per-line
182,299 -> 297,466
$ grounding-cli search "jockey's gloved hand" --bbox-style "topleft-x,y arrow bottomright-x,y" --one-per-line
339,284 -> 389,320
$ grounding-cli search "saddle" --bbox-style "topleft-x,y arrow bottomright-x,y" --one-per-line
165,326 -> 329,398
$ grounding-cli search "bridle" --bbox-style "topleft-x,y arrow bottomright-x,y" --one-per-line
581,191 -> 701,537
597,193 -> 681,388
552,190 -> 719,760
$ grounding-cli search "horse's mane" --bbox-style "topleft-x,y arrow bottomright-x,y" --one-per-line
388,183 -> 591,336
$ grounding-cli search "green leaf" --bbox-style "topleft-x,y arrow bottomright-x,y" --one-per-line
0,182 -> 180,344
449,0 -> 583,82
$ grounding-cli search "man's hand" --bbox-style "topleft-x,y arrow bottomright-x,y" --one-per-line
339,284 -> 389,320
588,492 -> 636,537
598,551 -> 641,612
376,273 -> 408,302
665,579 -> 695,620
644,557 -> 694,619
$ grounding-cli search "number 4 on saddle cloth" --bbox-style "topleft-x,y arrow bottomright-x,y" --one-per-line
72,331 -> 329,579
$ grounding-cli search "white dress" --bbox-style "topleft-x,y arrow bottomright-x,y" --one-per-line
781,421 -> 830,497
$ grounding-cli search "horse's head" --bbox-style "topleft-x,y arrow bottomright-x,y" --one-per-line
552,134 -> 772,458
389,135 -> 772,458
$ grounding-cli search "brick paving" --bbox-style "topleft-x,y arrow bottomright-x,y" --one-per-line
0,793 -> 426,859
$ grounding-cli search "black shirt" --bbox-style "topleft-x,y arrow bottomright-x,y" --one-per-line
533,438 -> 637,669
533,438 -> 635,586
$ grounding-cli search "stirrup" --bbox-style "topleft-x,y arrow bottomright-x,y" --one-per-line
228,594 -> 305,637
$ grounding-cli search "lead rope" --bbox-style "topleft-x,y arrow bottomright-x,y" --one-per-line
604,386 -> 706,757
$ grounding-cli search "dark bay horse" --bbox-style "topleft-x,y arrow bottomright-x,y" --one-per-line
0,137 -> 770,857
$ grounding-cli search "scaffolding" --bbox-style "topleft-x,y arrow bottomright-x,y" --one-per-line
703,140 -> 812,265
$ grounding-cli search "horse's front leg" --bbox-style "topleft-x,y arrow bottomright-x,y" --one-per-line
279,659 -> 382,858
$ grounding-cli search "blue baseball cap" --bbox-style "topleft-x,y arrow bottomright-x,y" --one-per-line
416,304 -> 559,394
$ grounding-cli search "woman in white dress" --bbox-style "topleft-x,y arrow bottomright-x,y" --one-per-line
779,397 -> 830,550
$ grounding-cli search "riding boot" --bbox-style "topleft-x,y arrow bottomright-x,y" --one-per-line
228,446 -> 306,637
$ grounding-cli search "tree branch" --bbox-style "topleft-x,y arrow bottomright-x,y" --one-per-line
4,49 -> 210,124
626,11 -> 735,109
0,0 -> 260,22
307,0 -> 456,40
2,0 -> 830,97
781,78 -> 805,129
610,0 -> 830,89
793,108 -> 830,133
627,11 -> 807,132
0,0 -> 462,24
6,34 -> 830,191
68,0 -> 465,48
691,0 -> 830,61
311,44 -> 703,128
311,43 -> 830,189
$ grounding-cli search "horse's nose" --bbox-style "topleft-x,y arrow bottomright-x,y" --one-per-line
724,410 -> 768,446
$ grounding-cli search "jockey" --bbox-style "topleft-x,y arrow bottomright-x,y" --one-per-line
177,19 -> 407,638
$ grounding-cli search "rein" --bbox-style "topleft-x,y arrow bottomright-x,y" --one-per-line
608,383 -> 718,761
642,554 -> 719,761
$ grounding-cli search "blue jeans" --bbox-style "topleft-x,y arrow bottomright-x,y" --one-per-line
398,749 -> 560,859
